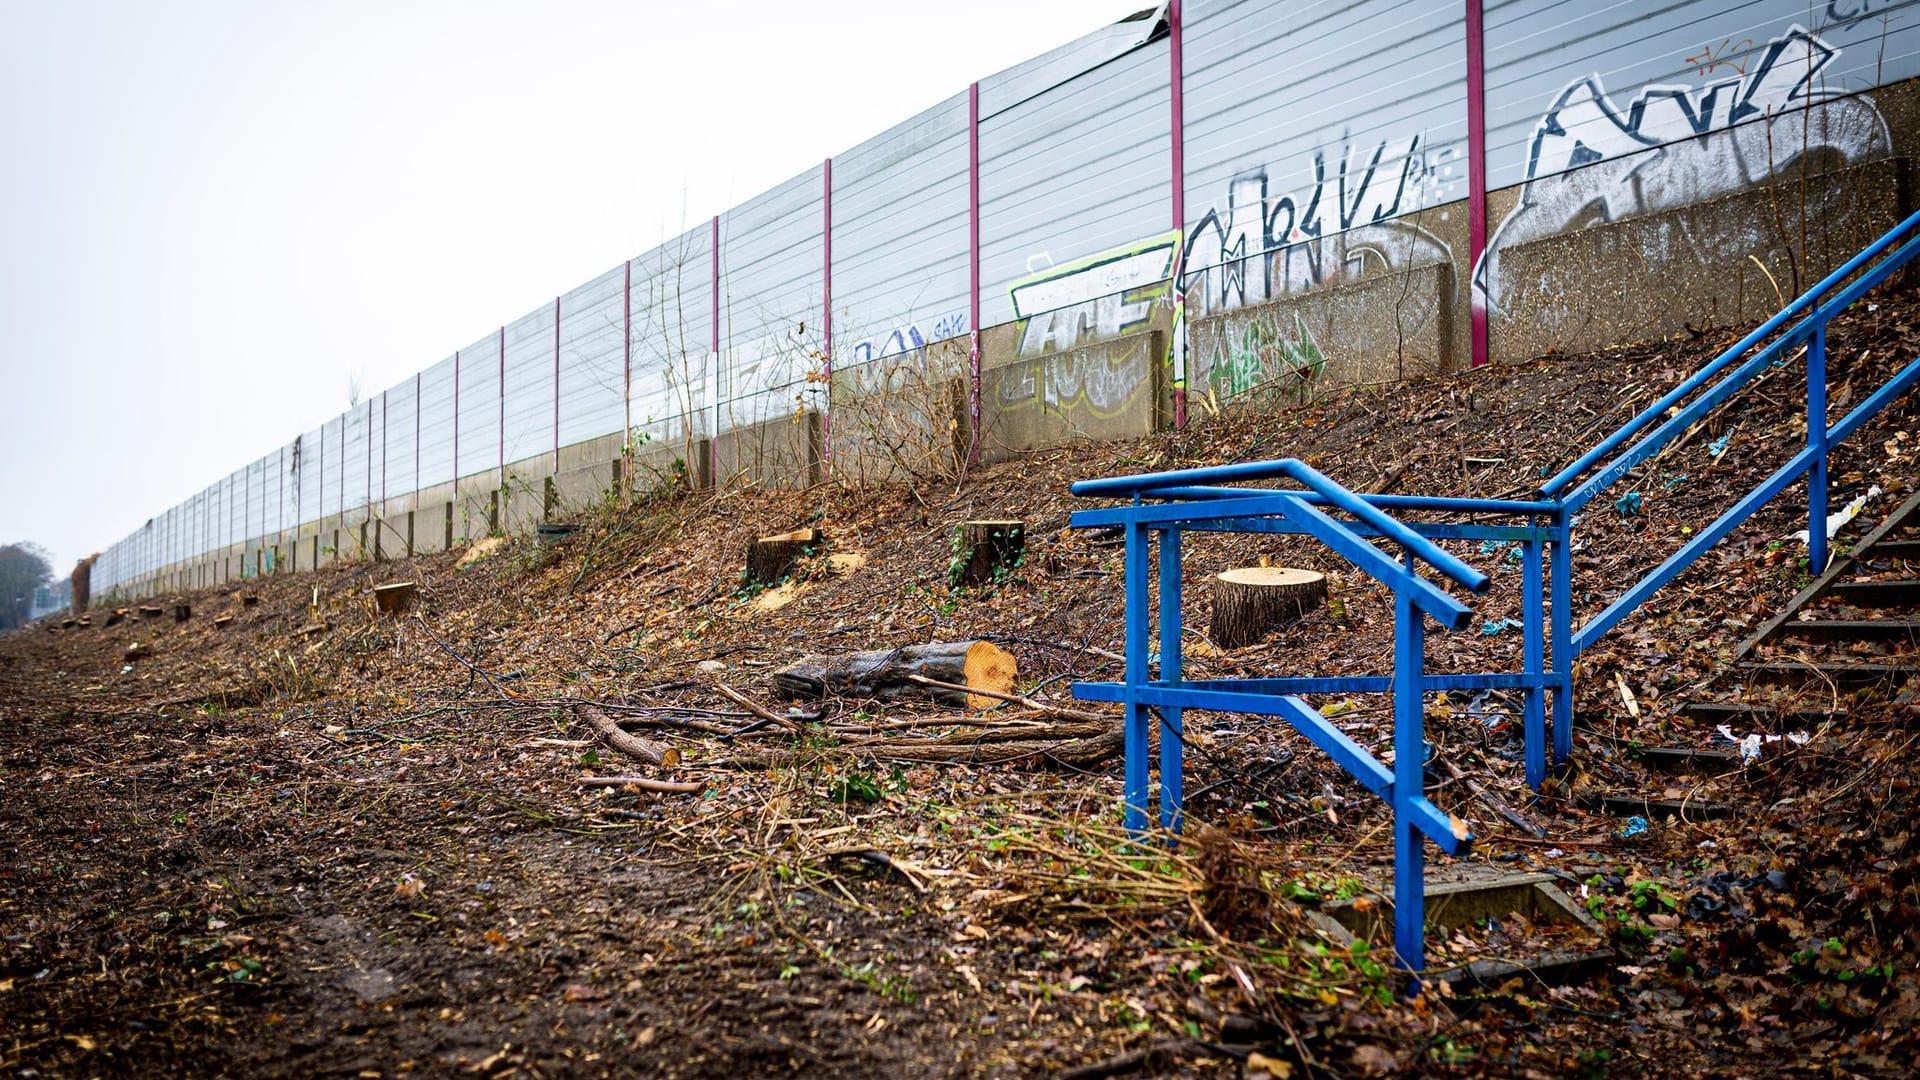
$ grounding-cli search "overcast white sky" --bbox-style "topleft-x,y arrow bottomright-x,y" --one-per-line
0,0 -> 1134,576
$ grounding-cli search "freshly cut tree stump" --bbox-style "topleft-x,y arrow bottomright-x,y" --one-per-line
746,528 -> 822,586
171,604 -> 192,623
951,520 -> 1026,586
1209,567 -> 1327,649
373,582 -> 417,616
773,640 -> 1018,710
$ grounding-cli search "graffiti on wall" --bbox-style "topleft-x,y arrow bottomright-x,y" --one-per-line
1198,311 -> 1328,400
993,333 -> 1154,419
1176,135 -> 1459,320
1008,232 -> 1180,357
1474,24 -> 1893,314
848,312 -> 969,365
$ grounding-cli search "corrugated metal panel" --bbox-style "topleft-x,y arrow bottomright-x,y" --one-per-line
383,384 -> 418,499
456,334 -> 502,481
418,357 -> 458,490
502,305 -> 553,467
1180,0 -> 1465,316
832,92 -> 972,366
720,165 -> 824,424
342,405 -> 369,516
978,39 -> 1171,328
1483,0 -> 1920,193
628,230 -> 710,442
557,264 -> 627,447
977,8 -> 1162,117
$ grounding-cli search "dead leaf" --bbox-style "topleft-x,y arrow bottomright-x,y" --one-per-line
1352,1044 -> 1400,1075
1247,1051 -> 1293,1078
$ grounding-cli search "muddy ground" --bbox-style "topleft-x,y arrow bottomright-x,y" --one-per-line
3,292 -> 1918,1078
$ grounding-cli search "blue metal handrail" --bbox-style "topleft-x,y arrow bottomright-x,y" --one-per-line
1066,209 -> 1920,991
1070,458 -> 1483,984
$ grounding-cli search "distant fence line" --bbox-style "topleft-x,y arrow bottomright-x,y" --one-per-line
89,0 -> 1920,597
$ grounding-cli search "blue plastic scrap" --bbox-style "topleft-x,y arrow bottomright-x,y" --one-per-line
1615,491 -> 1643,516
1619,815 -> 1649,838
1662,474 -> 1688,490
1708,434 -> 1731,459
1480,617 -> 1521,637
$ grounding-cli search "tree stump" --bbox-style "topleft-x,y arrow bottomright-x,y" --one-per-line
951,520 -> 1025,587
746,528 -> 821,586
1209,567 -> 1327,648
773,640 -> 1018,710
373,582 -> 417,616
171,604 -> 191,623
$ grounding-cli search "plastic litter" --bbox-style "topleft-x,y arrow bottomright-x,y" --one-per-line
1479,617 -> 1521,637
1620,815 -> 1649,838
1791,484 -> 1882,545
1713,725 -> 1811,763
1615,491 -> 1643,516
1663,474 -> 1688,489
1708,433 -> 1731,459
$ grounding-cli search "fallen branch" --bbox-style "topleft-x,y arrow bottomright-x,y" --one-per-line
578,775 -> 705,794
1441,759 -> 1544,839
579,703 -> 682,767
713,682 -> 806,734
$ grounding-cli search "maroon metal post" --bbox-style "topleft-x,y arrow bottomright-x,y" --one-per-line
622,260 -> 632,441
1467,0 -> 1489,369
821,156 -> 833,466
1169,0 -> 1188,428
967,80 -> 983,466
453,350 -> 461,487
498,325 -> 506,484
553,295 -> 562,473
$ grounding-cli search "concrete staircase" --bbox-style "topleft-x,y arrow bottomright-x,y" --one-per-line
1604,487 -> 1920,822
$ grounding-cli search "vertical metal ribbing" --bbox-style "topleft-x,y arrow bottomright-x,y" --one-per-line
554,295 -> 562,474
1467,0 -> 1489,369
498,325 -> 506,486
967,81 -> 982,466
413,373 -> 422,511
1168,0 -> 1187,429
453,350 -> 461,488
623,261 -> 632,446
711,215 -> 721,438
821,157 -> 833,469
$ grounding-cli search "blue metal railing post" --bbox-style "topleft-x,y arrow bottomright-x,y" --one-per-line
1123,520 -> 1152,832
1157,527 -> 1185,832
1808,323 -> 1830,575
1393,549 -> 1428,982
1522,529 -> 1546,788
1550,512 -> 1574,765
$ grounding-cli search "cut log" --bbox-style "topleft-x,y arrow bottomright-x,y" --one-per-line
104,608 -> 128,628
138,606 -> 165,620
772,640 -> 1018,710
745,528 -> 821,586
1209,567 -> 1327,649
373,582 -> 417,616
579,704 -> 682,767
213,614 -> 234,629
124,642 -> 151,661
951,520 -> 1026,587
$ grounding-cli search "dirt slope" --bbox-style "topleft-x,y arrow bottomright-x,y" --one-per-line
2,290 -> 1918,1078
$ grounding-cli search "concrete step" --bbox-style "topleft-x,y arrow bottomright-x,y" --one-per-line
1868,539 -> 1920,560
1735,660 -> 1920,689
1829,579 -> 1920,609
1682,701 -> 1849,728
1639,746 -> 1741,772
1774,619 -> 1920,643
1599,794 -> 1742,821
